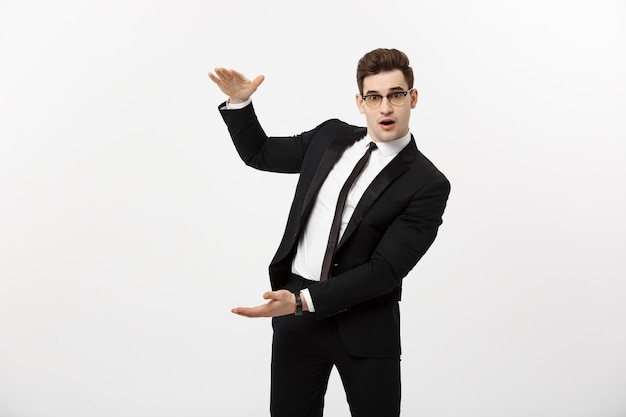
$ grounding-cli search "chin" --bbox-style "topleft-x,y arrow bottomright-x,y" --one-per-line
376,132 -> 399,143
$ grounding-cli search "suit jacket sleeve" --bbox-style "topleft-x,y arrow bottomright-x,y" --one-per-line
219,101 -> 316,173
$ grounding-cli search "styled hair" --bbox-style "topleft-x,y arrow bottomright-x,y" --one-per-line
356,48 -> 414,95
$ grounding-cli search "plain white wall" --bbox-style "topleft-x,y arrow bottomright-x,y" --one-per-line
1,0 -> 625,416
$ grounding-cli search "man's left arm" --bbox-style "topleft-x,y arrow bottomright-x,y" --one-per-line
308,175 -> 451,317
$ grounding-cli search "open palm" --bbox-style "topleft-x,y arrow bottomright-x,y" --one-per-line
208,68 -> 265,104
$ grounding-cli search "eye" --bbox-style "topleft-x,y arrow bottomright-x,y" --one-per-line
366,95 -> 382,102
390,92 -> 403,99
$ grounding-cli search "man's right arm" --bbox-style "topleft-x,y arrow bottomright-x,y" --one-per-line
218,99 -> 307,173
210,67 -> 312,173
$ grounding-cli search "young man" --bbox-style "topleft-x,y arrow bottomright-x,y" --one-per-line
209,48 -> 450,417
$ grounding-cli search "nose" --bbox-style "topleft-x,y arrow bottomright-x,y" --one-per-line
379,96 -> 394,113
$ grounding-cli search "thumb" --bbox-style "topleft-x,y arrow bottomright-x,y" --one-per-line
262,291 -> 276,300
252,75 -> 265,88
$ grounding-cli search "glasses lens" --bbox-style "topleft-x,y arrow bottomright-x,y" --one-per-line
365,95 -> 382,108
389,92 -> 407,106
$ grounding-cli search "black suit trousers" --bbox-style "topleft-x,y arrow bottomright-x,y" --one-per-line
270,275 -> 401,417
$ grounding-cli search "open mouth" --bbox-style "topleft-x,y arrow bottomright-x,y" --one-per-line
380,120 -> 395,127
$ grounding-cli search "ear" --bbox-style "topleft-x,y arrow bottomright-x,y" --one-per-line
410,88 -> 418,109
355,93 -> 366,114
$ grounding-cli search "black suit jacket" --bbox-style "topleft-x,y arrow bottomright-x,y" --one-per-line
220,102 -> 450,358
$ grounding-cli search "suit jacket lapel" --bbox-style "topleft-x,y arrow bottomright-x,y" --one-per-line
337,138 -> 418,249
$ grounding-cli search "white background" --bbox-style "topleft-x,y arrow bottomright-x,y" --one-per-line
1,0 -> 625,416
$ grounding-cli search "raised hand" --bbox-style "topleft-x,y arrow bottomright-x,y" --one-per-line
208,68 -> 265,104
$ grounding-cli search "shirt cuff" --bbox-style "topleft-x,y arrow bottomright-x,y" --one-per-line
223,98 -> 252,110
301,288 -> 315,313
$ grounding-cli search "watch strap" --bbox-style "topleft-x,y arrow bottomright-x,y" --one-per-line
294,292 -> 303,316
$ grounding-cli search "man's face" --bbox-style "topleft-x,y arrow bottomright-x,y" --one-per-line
356,69 -> 418,143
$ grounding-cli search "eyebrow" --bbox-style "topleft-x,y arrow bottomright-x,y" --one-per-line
364,86 -> 406,95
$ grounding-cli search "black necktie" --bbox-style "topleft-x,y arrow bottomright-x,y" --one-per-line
320,142 -> 377,281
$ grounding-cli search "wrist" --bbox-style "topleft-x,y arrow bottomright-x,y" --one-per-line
228,96 -> 249,105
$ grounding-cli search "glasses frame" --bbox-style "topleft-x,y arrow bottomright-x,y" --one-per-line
361,88 -> 414,109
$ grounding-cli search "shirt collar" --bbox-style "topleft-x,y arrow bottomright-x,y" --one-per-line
362,131 -> 412,157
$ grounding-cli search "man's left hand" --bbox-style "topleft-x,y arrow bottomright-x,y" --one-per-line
232,290 -> 301,318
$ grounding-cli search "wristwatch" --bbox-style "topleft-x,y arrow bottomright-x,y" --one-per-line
294,292 -> 303,316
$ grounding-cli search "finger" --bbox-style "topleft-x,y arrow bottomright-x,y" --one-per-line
224,68 -> 242,80
232,305 -> 268,318
231,307 -> 252,317
231,307 -> 254,317
215,67 -> 232,80
209,68 -> 230,82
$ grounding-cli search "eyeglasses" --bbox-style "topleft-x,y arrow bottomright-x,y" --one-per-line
361,89 -> 414,108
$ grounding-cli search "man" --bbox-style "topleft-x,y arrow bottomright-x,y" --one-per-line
209,48 -> 450,417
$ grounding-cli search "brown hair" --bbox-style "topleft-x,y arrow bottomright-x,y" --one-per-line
356,48 -> 414,95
